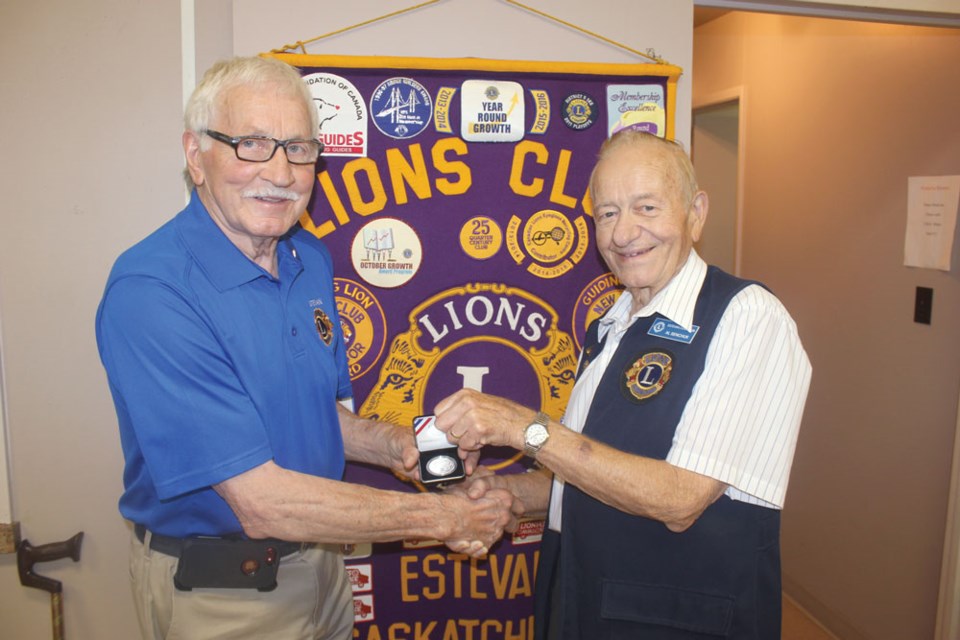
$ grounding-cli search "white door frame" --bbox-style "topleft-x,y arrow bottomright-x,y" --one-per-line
936,392 -> 960,640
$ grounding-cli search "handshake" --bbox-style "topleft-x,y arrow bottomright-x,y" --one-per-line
390,390 -> 552,559
428,465 -> 526,559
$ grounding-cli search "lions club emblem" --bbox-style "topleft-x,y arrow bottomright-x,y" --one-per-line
314,309 -> 334,346
622,351 -> 673,402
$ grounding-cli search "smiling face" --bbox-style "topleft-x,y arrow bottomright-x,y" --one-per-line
183,82 -> 316,262
590,134 -> 708,309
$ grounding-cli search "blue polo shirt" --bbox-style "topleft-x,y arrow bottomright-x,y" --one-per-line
96,191 -> 351,537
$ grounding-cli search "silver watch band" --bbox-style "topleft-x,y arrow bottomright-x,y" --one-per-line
523,411 -> 550,457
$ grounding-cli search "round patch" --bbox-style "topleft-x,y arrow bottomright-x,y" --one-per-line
562,92 -> 597,131
622,351 -> 673,402
301,72 -> 368,157
571,272 -> 622,351
350,218 -> 423,289
334,278 -> 387,380
426,455 -> 458,477
370,77 -> 433,140
459,216 -> 503,260
522,209 -> 574,264
314,309 -> 334,346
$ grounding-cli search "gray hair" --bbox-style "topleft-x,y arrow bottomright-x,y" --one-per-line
182,56 -> 317,190
589,130 -> 699,208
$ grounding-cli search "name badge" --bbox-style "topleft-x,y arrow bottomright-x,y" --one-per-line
648,319 -> 699,344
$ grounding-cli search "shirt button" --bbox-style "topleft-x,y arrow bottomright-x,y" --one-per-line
291,327 -> 298,336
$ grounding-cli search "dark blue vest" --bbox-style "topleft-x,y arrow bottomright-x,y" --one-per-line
534,267 -> 781,639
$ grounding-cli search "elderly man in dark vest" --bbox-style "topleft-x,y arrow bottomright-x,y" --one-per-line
435,130 -> 811,639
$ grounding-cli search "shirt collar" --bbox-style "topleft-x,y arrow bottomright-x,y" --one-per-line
175,190 -> 302,291
599,251 -> 707,340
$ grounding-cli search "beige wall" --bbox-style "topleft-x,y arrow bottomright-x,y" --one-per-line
0,1 -> 692,638
694,13 -> 960,640
0,2 -> 184,638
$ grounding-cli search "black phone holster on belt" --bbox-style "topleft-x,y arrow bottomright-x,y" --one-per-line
173,537 -> 283,592
136,524 -> 302,592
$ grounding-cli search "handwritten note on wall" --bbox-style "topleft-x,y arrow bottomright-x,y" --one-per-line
904,176 -> 960,271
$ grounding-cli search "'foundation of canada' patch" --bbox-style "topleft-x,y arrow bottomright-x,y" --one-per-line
621,351 -> 673,403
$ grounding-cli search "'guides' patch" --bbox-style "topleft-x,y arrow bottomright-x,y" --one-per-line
301,72 -> 368,157
622,351 -> 673,402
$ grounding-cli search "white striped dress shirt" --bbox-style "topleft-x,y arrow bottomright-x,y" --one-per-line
548,251 -> 811,531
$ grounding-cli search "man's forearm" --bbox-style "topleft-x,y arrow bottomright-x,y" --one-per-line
215,460 -> 506,547
487,467 -> 552,521
535,423 -> 726,531
338,404 -> 412,472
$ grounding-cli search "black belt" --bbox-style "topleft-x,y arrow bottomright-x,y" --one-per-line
134,524 -> 307,558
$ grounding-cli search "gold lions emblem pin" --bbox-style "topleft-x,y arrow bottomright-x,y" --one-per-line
314,309 -> 334,346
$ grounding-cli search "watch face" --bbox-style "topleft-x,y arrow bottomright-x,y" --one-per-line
527,424 -> 549,446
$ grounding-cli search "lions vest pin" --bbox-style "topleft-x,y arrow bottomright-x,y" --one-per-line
314,309 -> 334,346
622,351 -> 673,402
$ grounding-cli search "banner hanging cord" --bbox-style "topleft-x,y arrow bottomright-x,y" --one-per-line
502,0 -> 667,64
270,0 -> 669,65
271,0 -> 445,54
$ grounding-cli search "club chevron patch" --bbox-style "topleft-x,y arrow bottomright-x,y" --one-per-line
622,351 -> 673,402
334,278 -> 387,380
571,272 -> 621,351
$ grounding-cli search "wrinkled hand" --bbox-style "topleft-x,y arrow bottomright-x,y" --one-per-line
440,487 -> 515,558
385,423 -> 421,481
445,467 -> 524,533
434,389 -> 534,457
458,449 -> 482,476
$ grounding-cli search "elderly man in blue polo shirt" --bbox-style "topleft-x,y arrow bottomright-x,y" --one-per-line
96,56 -> 514,640
434,130 -> 811,639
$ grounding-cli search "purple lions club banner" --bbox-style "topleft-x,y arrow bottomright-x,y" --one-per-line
267,52 -> 680,639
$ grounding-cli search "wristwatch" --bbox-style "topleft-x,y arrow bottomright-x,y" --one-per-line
523,411 -> 551,458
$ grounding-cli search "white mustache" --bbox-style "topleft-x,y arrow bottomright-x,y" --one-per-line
242,187 -> 299,201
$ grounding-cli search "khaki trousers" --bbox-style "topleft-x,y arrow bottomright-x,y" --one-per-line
130,529 -> 353,640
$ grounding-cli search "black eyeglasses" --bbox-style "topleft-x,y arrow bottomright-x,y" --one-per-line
204,129 -> 323,165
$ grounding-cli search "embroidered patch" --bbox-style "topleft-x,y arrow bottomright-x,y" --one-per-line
562,92 -> 597,131
647,319 -> 699,344
622,351 -> 673,402
301,72 -> 368,157
314,309 -> 334,346
370,77 -> 432,140
333,278 -> 387,381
